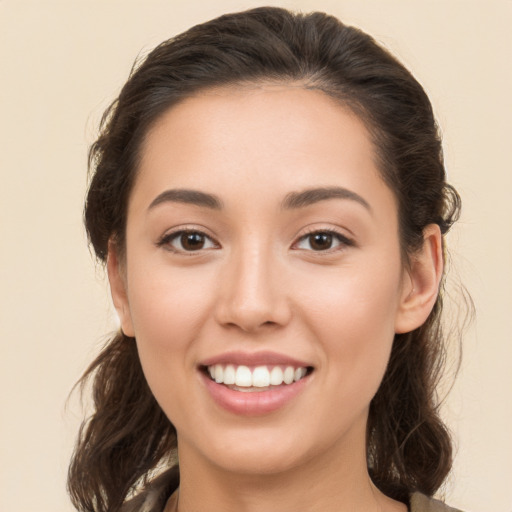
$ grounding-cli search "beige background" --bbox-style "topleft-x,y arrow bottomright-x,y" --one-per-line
1,1 -> 511,511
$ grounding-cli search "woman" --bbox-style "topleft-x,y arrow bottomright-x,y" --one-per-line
69,7 -> 464,512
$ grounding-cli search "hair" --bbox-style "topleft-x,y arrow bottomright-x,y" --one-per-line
69,6 -> 462,511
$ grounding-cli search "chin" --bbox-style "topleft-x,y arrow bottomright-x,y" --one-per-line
207,443 -> 310,476
178,416 -> 353,479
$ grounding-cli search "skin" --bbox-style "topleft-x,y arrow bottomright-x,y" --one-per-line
108,85 -> 443,512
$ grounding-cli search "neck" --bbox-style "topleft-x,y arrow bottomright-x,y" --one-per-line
171,431 -> 405,512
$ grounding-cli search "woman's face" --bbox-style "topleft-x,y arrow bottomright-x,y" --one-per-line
111,85 -> 422,476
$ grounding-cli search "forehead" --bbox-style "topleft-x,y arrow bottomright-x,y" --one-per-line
132,85 -> 395,217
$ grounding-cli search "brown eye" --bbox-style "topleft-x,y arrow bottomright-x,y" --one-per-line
294,230 -> 353,252
180,232 -> 206,250
159,230 -> 218,252
309,232 -> 333,251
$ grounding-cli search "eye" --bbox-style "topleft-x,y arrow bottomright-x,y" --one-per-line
158,230 -> 218,252
293,230 -> 353,252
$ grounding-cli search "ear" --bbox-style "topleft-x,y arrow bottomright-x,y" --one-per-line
395,224 -> 444,334
107,241 -> 135,337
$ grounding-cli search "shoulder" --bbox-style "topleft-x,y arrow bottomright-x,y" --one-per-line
121,467 -> 179,512
410,493 -> 464,512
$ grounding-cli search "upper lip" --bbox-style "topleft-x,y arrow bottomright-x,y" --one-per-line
200,351 -> 312,368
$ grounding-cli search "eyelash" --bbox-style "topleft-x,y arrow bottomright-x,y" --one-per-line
157,228 -> 354,254
157,229 -> 219,254
292,228 -> 354,253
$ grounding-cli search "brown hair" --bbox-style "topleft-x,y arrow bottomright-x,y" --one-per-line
69,6 -> 461,511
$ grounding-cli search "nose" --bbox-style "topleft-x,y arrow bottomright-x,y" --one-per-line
214,243 -> 292,332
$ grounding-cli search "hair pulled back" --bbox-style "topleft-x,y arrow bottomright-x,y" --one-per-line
69,7 -> 461,511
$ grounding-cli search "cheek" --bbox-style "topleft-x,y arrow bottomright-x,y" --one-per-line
124,263 -> 217,403
297,259 -> 403,394
299,256 -> 402,336
127,262 -> 215,343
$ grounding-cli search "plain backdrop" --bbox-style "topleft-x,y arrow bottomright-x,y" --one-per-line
1,1 -> 511,511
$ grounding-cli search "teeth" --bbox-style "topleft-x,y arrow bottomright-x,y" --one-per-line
252,366 -> 270,387
269,366 -> 284,385
283,366 -> 294,384
214,364 -> 224,383
223,364 -> 236,385
235,366 -> 252,387
207,364 -> 308,388
294,367 -> 307,381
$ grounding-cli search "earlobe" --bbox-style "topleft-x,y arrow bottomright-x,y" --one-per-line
395,224 -> 444,334
107,241 -> 135,337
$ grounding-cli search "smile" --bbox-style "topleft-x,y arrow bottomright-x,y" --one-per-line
199,352 -> 314,414
206,364 -> 309,391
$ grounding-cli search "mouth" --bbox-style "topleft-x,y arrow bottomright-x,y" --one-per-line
198,352 -> 314,414
201,364 -> 313,392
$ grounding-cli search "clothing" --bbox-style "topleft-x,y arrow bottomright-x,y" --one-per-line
409,493 -> 463,512
121,467 -> 464,512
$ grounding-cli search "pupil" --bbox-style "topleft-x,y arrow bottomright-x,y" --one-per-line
311,233 -> 332,250
182,233 -> 204,250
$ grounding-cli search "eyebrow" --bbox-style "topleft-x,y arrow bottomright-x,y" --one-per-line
147,186 -> 371,213
148,188 -> 223,211
282,186 -> 371,212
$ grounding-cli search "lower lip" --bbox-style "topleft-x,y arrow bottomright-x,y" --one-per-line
200,371 -> 310,416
